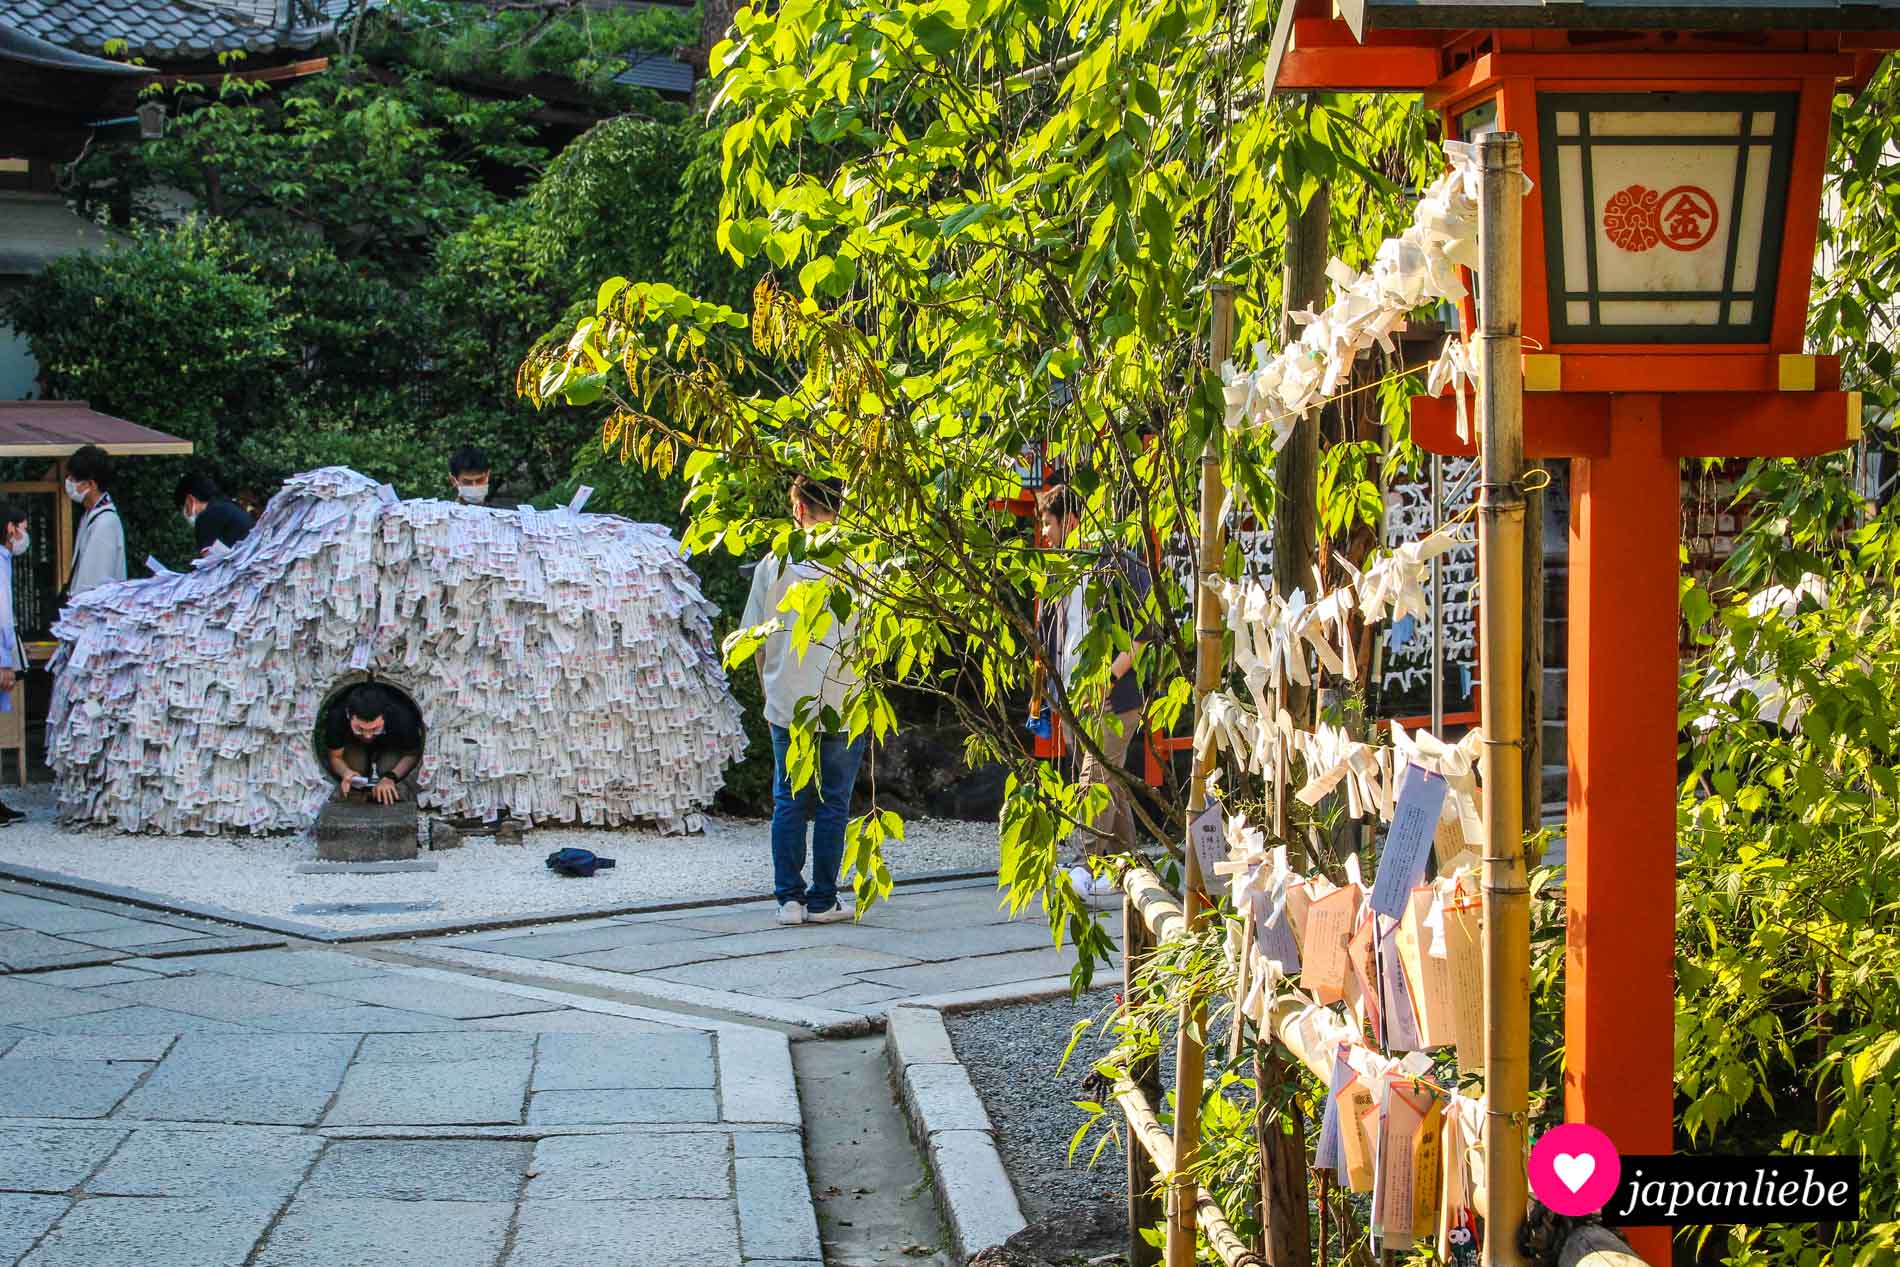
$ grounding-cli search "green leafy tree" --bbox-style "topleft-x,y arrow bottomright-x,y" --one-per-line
521,0 -> 1437,979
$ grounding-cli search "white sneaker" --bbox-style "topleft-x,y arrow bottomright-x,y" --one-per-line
777,901 -> 807,926
807,904 -> 851,924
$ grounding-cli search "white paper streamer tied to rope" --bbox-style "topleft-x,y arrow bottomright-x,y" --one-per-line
1218,141 -> 1530,445
1428,337 -> 1479,444
1294,724 -> 1388,821
1390,720 -> 1486,845
1422,851 -> 1481,960
1354,526 -> 1467,628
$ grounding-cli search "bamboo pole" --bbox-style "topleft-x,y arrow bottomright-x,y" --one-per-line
1119,1081 -> 1267,1267
1475,131 -> 1531,1267
1166,284 -> 1235,1267
1125,889 -> 1164,1267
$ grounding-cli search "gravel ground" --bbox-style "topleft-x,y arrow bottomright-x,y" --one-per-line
946,994 -> 1128,1236
0,785 -> 999,933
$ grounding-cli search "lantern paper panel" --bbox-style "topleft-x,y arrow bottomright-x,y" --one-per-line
1539,92 -> 1797,344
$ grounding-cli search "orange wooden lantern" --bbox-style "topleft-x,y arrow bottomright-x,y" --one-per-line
1268,6 -> 1897,1258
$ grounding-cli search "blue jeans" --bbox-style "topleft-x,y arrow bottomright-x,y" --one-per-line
769,724 -> 868,912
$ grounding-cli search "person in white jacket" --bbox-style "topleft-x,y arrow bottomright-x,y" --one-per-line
63,445 -> 125,601
740,475 -> 865,927
0,504 -> 29,824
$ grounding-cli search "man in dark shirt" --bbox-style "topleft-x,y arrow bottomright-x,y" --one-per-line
175,473 -> 255,555
324,684 -> 423,806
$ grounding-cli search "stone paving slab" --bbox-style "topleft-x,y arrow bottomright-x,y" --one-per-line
525,1132 -> 729,1201
857,944 -> 1108,994
28,965 -> 161,989
0,931 -> 109,973
526,1087 -> 720,1126
508,1197 -> 741,1267
304,973 -> 560,1019
531,1031 -> 714,1091
0,1057 -> 149,1119
301,1139 -> 532,1202
4,1034 -> 175,1063
18,1196 -> 282,1267
735,1155 -> 825,1262
465,921 -> 704,959
245,1004 -> 470,1034
253,1197 -> 514,1267
0,977 -> 133,1025
19,1006 -> 254,1036
0,1126 -> 126,1192
565,941 -> 742,974
325,1055 -> 532,1127
0,1194 -> 66,1265
189,949 -> 389,988
87,1127 -> 323,1202
650,945 -> 923,998
116,1033 -> 358,1126
93,974 -> 330,1023
355,1031 -> 533,1064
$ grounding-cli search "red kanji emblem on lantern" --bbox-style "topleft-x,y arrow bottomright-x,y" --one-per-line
1602,185 -> 1663,252
1657,185 -> 1719,251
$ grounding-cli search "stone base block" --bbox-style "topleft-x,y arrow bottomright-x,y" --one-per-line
316,800 -> 420,863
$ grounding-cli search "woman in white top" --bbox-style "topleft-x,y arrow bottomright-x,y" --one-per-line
0,504 -> 30,824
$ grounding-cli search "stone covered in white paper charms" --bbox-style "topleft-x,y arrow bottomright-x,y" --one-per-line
46,467 -> 748,835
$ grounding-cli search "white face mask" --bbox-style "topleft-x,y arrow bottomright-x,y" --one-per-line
8,531 -> 26,558
185,511 -> 200,526
457,484 -> 489,505
64,478 -> 86,504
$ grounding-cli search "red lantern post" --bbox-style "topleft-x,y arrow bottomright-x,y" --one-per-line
1268,6 -> 1898,1262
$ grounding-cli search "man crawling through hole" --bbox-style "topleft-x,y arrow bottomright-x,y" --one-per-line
324,684 -> 423,806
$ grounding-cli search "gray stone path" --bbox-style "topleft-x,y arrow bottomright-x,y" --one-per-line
0,882 -> 279,972
0,925 -> 817,1266
410,877 -> 1123,1034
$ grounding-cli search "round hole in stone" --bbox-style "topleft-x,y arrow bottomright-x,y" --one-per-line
311,674 -> 428,779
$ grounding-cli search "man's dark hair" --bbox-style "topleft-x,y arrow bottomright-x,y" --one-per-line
0,503 -> 26,532
68,445 -> 113,487
346,684 -> 397,723
1035,483 -> 1083,523
174,472 -> 219,509
449,446 -> 490,478
791,474 -> 844,516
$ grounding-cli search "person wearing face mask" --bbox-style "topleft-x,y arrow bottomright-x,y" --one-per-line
448,446 -> 519,510
174,472 -> 254,556
0,506 -> 28,824
62,445 -> 125,602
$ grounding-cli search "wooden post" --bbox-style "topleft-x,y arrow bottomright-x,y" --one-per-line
1254,1047 -> 1311,1266
1273,183 -> 1331,730
1126,890 -> 1163,1267
1474,132 -> 1530,1267
53,459 -> 73,592
1166,286 -> 1235,1267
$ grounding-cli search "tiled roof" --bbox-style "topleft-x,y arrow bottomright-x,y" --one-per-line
5,0 -> 347,63
612,51 -> 695,97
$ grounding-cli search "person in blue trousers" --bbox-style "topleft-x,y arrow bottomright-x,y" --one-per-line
739,475 -> 866,926
0,505 -> 29,824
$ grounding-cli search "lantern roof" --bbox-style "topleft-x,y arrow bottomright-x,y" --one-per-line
1267,0 -> 1900,92
1335,0 -> 1900,34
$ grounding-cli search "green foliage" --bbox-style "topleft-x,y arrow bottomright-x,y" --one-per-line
1812,56 -> 1900,423
1678,501 -> 1900,1264
522,0 -> 1438,969
355,0 -> 695,117
1,218 -> 291,562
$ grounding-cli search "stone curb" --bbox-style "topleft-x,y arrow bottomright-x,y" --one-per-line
885,1004 -> 1028,1264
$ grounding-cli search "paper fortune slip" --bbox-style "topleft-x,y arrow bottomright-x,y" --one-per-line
1369,762 -> 1449,919
46,467 -> 747,835
1190,799 -> 1227,883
